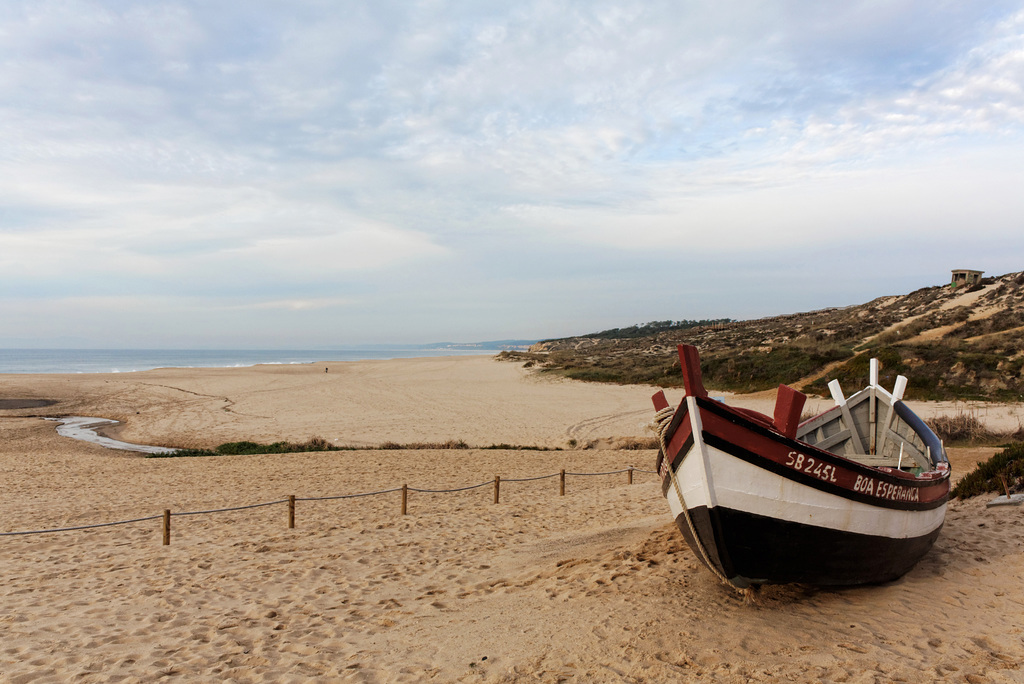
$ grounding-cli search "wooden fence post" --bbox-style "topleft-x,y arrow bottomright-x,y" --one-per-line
288,495 -> 295,529
402,484 -> 408,515
162,509 -> 170,546
494,475 -> 500,504
560,469 -> 565,496
628,467 -> 633,485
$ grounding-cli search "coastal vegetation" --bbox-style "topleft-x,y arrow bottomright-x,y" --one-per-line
951,442 -> 1024,499
579,319 -> 732,340
149,438 -> 567,458
501,270 -> 1024,402
149,436 -> 663,458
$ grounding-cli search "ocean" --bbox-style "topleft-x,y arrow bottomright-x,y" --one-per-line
0,348 -> 502,374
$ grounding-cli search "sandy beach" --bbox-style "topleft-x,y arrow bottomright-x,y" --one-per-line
2,355 -> 1023,682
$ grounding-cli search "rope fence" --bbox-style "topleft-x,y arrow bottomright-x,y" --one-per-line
173,499 -> 292,517
2,467 -> 659,544
0,515 -> 165,537
295,486 -> 405,502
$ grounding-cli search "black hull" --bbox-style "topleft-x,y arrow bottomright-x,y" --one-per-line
675,506 -> 944,587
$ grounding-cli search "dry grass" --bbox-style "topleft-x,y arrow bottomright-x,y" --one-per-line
927,411 -> 1024,445
927,412 -> 994,443
607,436 -> 660,450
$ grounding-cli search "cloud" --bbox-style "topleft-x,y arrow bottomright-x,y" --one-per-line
504,144 -> 1024,250
2,1 -> 1024,345
221,222 -> 448,277
0,196 -> 447,291
245,298 -> 355,311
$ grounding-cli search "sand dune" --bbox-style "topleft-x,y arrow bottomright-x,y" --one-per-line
2,356 -> 1023,682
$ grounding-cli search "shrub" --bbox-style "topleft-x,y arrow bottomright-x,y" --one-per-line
305,436 -> 331,450
700,344 -> 853,392
216,441 -> 264,455
616,437 -> 660,450
581,319 -> 732,340
951,442 -> 1024,499
150,447 -> 217,458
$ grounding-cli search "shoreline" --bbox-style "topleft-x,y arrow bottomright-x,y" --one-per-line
0,348 -> 504,375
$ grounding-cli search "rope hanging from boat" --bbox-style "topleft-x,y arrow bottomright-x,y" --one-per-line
652,406 -> 732,587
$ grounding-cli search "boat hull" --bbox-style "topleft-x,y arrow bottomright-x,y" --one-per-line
673,504 -> 943,587
659,394 -> 949,588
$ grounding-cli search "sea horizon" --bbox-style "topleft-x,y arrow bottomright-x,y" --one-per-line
0,346 -> 520,374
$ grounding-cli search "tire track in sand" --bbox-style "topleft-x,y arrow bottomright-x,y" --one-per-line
565,408 -> 652,441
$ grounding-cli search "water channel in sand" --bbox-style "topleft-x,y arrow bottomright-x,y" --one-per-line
48,417 -> 177,455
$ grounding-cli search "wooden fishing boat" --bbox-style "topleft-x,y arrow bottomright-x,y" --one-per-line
651,344 -> 950,588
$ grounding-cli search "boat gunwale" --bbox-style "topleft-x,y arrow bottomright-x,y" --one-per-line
660,395 -> 950,512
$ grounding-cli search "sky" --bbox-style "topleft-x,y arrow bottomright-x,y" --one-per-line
2,0 -> 1024,348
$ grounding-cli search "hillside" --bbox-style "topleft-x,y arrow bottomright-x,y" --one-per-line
500,270 -> 1024,401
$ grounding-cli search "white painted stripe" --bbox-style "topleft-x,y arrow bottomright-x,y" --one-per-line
706,445 -> 945,538
687,395 -> 718,509
667,441 -> 945,540
665,454 -> 708,519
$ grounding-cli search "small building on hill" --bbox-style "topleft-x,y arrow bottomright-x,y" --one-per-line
950,269 -> 984,288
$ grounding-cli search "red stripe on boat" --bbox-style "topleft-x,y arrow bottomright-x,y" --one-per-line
698,402 -> 948,505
